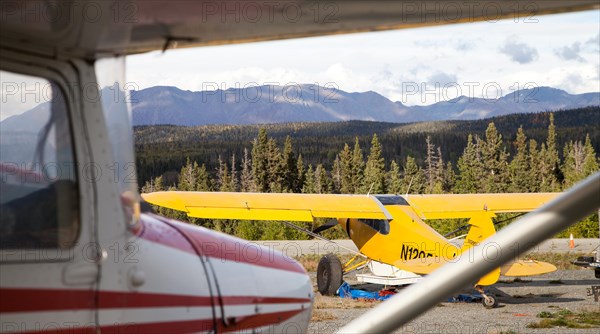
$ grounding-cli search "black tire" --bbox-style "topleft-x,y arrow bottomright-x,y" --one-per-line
482,294 -> 498,309
595,269 -> 600,279
317,253 -> 343,296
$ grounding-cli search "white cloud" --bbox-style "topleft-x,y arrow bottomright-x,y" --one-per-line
499,37 -> 539,64
127,10 -> 600,105
585,33 -> 599,52
554,42 -> 585,62
427,72 -> 458,86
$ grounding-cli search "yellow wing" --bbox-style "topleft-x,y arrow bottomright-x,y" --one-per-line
405,193 -> 560,219
142,191 -> 392,221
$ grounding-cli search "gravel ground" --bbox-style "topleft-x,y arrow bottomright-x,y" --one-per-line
308,269 -> 600,334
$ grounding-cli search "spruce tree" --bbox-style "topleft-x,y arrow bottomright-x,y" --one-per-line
351,137 -> 365,193
302,164 -> 316,193
266,138 -> 284,192
562,141 -> 580,188
331,155 -> 342,193
296,154 -> 305,193
509,127 -> 531,192
229,154 -> 238,192
240,148 -> 254,192
402,156 -> 425,194
196,163 -> 211,191
582,134 -> 599,179
387,160 -> 403,194
541,114 -> 561,191
443,162 -> 456,193
431,146 -> 445,193
294,154 -> 306,193
339,143 -> 354,194
252,129 -> 269,192
178,157 -> 197,191
456,134 -> 484,193
425,136 -> 436,192
315,164 -> 332,194
281,136 -> 298,192
362,134 -> 386,194
562,136 -> 598,188
528,139 -> 542,192
216,155 -> 231,191
141,175 -> 164,194
480,122 -> 510,193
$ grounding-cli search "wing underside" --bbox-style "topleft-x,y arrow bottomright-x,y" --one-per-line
405,193 -> 560,219
142,191 -> 392,221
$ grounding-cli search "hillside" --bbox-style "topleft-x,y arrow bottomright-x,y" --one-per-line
134,107 -> 600,186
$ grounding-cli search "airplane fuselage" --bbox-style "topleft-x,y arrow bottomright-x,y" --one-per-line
340,196 -> 459,269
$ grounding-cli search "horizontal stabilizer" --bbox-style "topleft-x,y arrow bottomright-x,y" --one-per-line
501,260 -> 557,277
393,258 -> 502,285
394,257 -> 556,284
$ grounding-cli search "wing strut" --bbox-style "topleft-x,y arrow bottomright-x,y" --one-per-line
280,221 -> 367,258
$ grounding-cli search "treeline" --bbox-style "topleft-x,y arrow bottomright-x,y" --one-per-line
141,113 -> 599,239
135,107 -> 600,186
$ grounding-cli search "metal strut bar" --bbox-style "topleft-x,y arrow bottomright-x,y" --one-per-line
280,221 -> 367,258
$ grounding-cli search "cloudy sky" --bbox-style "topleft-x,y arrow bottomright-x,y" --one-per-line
127,10 -> 599,106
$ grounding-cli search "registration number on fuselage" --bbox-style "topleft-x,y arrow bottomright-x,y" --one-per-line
400,244 -> 433,260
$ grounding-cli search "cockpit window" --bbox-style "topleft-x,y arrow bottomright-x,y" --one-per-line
0,71 -> 79,249
357,219 -> 390,235
374,195 -> 409,206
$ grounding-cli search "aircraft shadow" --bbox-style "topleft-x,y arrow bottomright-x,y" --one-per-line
496,279 -> 599,287
489,287 -> 586,305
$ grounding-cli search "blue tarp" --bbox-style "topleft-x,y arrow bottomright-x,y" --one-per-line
336,282 -> 484,303
446,293 -> 483,303
336,282 -> 396,301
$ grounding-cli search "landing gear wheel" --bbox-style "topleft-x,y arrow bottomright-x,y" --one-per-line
317,253 -> 343,296
482,294 -> 498,309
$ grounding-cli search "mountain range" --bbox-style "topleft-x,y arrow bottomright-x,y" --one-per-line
130,85 -> 599,126
2,85 -> 598,129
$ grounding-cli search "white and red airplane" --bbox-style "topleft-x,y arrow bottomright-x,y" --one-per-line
0,1 -> 597,333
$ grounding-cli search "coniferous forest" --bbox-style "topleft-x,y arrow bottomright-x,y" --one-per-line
137,107 -> 600,239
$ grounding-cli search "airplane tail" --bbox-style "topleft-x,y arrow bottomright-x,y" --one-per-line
460,212 -> 496,253
459,212 -> 500,286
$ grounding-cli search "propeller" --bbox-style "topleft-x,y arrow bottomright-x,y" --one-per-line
312,219 -> 339,234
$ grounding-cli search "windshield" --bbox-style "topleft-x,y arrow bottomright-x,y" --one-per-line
95,57 -> 140,221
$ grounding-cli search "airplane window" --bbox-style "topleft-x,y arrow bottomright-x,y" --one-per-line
357,219 -> 390,235
0,71 -> 79,250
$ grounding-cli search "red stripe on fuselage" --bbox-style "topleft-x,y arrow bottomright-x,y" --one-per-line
0,288 -> 310,313
0,309 -> 304,334
0,288 -> 94,313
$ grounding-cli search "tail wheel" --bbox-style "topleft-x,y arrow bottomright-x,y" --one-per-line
482,294 -> 498,309
317,253 -> 343,296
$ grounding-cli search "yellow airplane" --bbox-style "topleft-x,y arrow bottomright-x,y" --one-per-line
142,191 -> 560,308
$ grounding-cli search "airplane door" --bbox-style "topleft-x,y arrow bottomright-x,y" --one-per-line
0,57 -> 98,333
